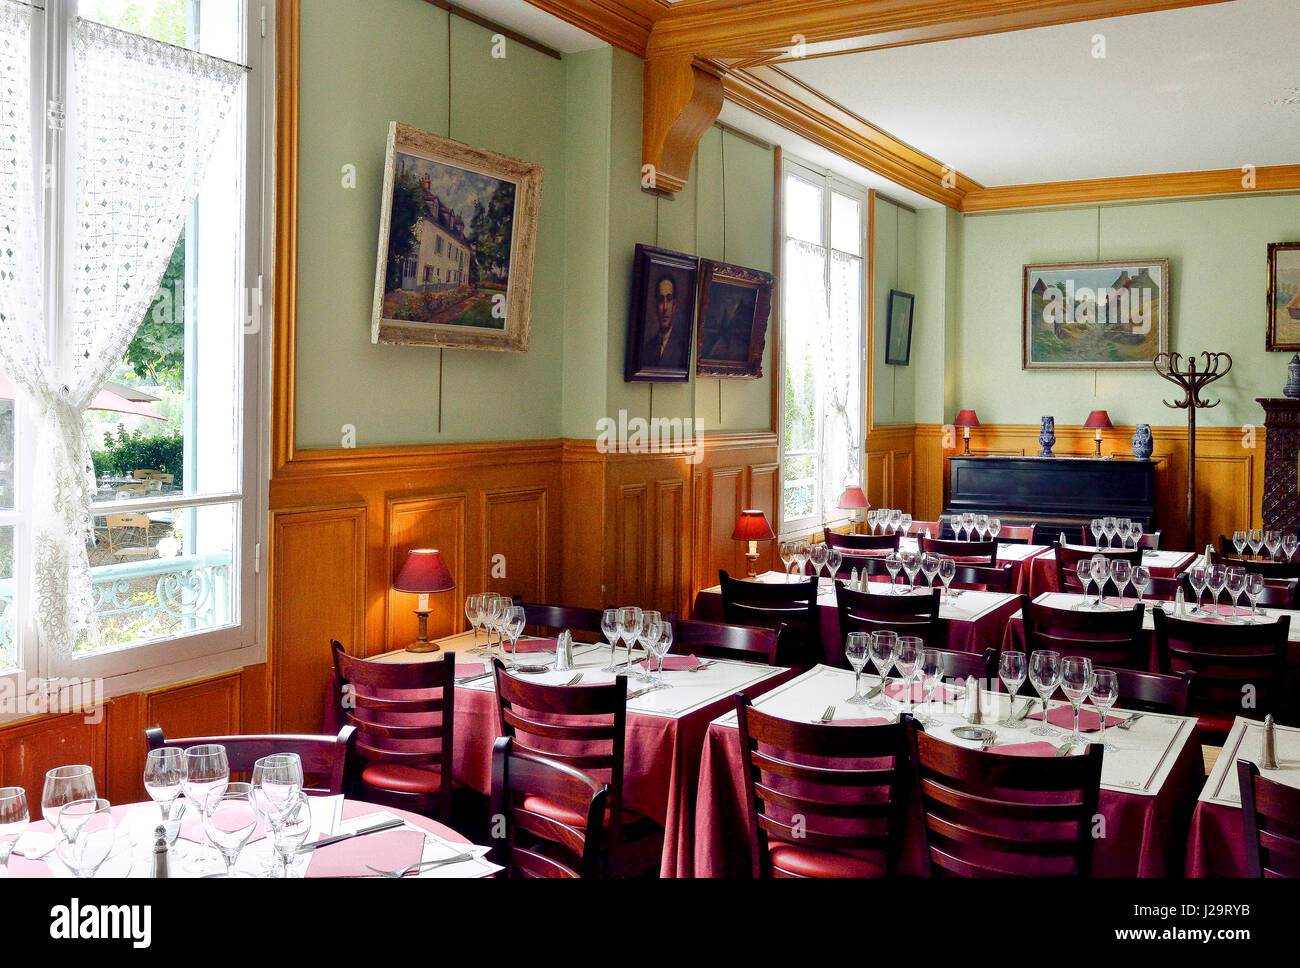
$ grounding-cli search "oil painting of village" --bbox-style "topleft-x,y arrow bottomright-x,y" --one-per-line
1022,259 -> 1169,369
372,123 -> 543,351
1266,242 -> 1300,351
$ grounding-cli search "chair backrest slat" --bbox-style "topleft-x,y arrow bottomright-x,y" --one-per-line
719,571 -> 820,669
834,582 -> 944,651
1021,596 -> 1148,670
1238,758 -> 1300,878
920,536 -> 998,565
144,725 -> 354,796
823,529 -> 900,553
671,618 -> 781,665
1053,542 -> 1142,595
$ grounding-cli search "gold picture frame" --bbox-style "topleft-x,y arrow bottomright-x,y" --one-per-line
1266,242 -> 1300,351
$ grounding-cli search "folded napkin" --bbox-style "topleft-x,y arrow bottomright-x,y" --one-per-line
1027,706 -> 1123,731
990,742 -> 1067,757
507,637 -> 557,654
305,828 -> 427,878
884,681 -> 957,703
826,717 -> 891,726
637,654 -> 702,672
454,661 -> 486,678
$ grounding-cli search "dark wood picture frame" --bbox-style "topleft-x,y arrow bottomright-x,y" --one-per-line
624,244 -> 698,383
695,259 -> 774,379
1266,242 -> 1300,352
885,289 -> 915,365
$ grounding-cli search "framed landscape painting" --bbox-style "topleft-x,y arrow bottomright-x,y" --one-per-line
371,123 -> 543,351
695,259 -> 774,379
1266,242 -> 1300,351
1022,259 -> 1169,369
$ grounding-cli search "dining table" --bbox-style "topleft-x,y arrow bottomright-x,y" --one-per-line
327,631 -> 795,877
694,570 -> 1024,663
4,796 -> 495,878
811,535 -> 1051,595
692,663 -> 1204,878
1186,715 -> 1300,877
1023,546 -> 1197,597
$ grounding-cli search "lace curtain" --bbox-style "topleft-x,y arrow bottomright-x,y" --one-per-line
0,5 -> 245,658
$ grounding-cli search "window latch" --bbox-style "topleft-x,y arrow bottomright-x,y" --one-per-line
46,98 -> 65,132
245,275 -> 263,335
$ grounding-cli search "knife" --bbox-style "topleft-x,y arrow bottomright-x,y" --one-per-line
1014,699 -> 1037,721
1054,744 -> 1073,757
296,817 -> 404,853
1118,712 -> 1145,731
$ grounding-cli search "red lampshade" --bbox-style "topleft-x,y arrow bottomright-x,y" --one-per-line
1084,410 -> 1113,430
837,486 -> 869,510
953,409 -> 980,428
393,549 -> 456,593
732,510 -> 775,542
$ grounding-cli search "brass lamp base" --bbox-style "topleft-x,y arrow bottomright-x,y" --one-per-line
406,609 -> 441,653
962,433 -> 972,455
1093,436 -> 1103,457
744,551 -> 760,579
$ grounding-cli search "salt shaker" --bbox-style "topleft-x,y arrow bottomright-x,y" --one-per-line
1261,714 -> 1279,771
964,677 -> 983,725
152,825 -> 169,878
554,630 -> 574,672
850,567 -> 859,590
1174,587 -> 1185,617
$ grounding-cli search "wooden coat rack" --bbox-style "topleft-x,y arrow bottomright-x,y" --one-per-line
1153,351 -> 1232,547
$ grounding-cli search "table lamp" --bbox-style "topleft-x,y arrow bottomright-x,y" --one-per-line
393,549 -> 456,653
1084,410 -> 1113,457
732,510 -> 775,579
837,486 -> 869,533
953,410 -> 980,454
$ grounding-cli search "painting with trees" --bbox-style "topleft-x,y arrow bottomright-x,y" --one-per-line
371,123 -> 543,351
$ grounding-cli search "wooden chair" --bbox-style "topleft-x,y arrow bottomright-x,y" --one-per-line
1080,526 -> 1161,550
331,640 -> 456,823
1095,666 -> 1194,715
671,618 -> 781,666
831,552 -> 895,582
1053,542 -> 1142,595
144,725 -> 354,795
1152,610 -> 1292,744
103,513 -> 156,561
997,523 -> 1039,545
1238,758 -> 1300,878
834,582 -> 944,650
132,469 -> 165,480
1209,551 -> 1300,582
489,737 -> 608,878
824,529 -> 899,553
949,563 -> 1015,593
511,599 -> 606,643
735,695 -> 910,878
919,536 -> 998,565
905,520 -> 942,538
936,646 -> 998,684
1020,596 -> 1149,670
905,717 -> 1103,877
115,483 -> 148,499
492,659 -> 662,877
1138,573 -> 1295,610
718,570 -> 821,670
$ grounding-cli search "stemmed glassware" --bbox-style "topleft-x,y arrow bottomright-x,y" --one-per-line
600,608 -> 621,672
650,623 -> 674,690
1245,573 -> 1266,622
1248,529 -> 1264,559
1109,559 -> 1132,604
900,513 -> 913,536
938,558 -> 956,603
961,513 -> 976,540
1075,563 -> 1093,608
143,748 -> 185,827
894,637 -> 921,714
779,541 -> 795,580
618,606 -> 643,672
889,509 -> 903,535
866,509 -> 879,534
826,547 -> 842,582
1131,566 -> 1152,603
55,798 -> 123,878
1103,517 -> 1118,549
917,649 -> 944,727
899,549 -> 920,590
793,540 -> 811,578
465,593 -> 484,654
884,552 -> 902,593
1224,566 -> 1246,620
1060,656 -> 1095,749
0,787 -> 29,878
1090,518 -> 1103,547
1283,534 -> 1299,562
1187,562 -> 1208,614
1028,650 -> 1062,737
975,514 -> 990,540
989,517 -> 1002,541
41,765 -> 97,829
1207,564 -> 1228,616
636,613 -> 663,684
1129,522 -> 1143,549
868,631 -> 898,711
844,632 -> 871,705
1265,531 -> 1282,562
997,651 -> 1027,729
503,605 -> 527,663
203,782 -> 259,877
251,753 -> 304,876
1091,669 -> 1119,752
1089,556 -> 1110,608
919,552 -> 940,589
808,543 -> 829,582
270,791 -> 312,878
1233,530 -> 1248,557
1115,520 -> 1131,549
181,744 -> 229,875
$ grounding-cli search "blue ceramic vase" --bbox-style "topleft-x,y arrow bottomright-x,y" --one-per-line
1285,355 -> 1300,399
1131,424 -> 1153,460
1038,416 -> 1055,457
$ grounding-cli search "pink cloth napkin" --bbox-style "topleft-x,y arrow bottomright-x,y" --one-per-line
179,808 -> 265,846
508,638 -> 557,655
305,828 -> 427,878
826,717 -> 891,726
990,742 -> 1066,757
455,661 -> 486,678
1027,706 -> 1123,731
884,681 -> 957,703
637,654 -> 702,672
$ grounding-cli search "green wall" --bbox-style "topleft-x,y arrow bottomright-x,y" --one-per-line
872,199 -> 917,425
294,3 -> 775,449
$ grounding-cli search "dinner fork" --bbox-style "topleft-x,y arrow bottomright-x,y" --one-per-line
817,705 -> 836,723
1117,712 -> 1144,731
365,852 -> 476,877
565,673 -> 583,685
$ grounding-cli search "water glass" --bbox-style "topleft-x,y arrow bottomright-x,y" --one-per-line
1060,656 -> 1095,748
884,552 -> 902,593
1091,669 -> 1119,752
1028,650 -> 1062,737
779,541 -> 795,579
894,636 -> 922,712
918,649 -> 944,727
1187,563 -> 1208,614
989,517 -> 1002,540
1265,531 -> 1282,561
0,787 -> 29,877
1283,534 -> 1298,562
1109,559 -> 1132,604
869,631 -> 898,711
1129,522 -> 1143,548
182,744 -> 229,874
1224,566 -> 1246,620
809,542 -> 829,581
1207,564 -> 1228,614
143,748 -> 185,824
271,791 -> 313,878
1244,572 -> 1266,621
1248,529 -> 1264,558
465,593 -> 484,654
41,765 -> 97,828
203,782 -> 259,877
997,651 -> 1027,729
637,615 -> 663,684
1232,530 -> 1248,557
938,557 -> 956,602
651,623 -> 674,689
1075,563 -> 1093,606
1089,555 -> 1110,608
1131,566 -> 1152,602
920,552 -> 940,588
56,798 -> 124,878
826,547 -> 842,581
844,631 -> 870,705
600,608 -> 621,672
899,549 -> 920,589
1090,519 -> 1103,546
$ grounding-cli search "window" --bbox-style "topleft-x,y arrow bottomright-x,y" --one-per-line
0,0 -> 271,693
779,160 -> 865,536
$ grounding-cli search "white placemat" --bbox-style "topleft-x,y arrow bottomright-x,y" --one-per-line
1200,716 -> 1300,808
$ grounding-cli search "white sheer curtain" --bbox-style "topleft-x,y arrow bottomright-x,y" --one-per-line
0,6 -> 245,658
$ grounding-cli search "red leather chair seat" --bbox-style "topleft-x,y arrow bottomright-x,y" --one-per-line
768,843 -> 884,878
361,763 -> 444,794
522,795 -> 651,829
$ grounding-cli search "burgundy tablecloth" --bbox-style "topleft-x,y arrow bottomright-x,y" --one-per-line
1186,801 -> 1248,877
1026,551 -> 1196,597
692,715 -> 1204,877
694,584 -> 1023,663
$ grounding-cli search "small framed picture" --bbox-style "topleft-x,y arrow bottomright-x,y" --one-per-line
695,259 -> 774,379
1266,242 -> 1300,351
624,244 -> 698,383
885,289 -> 915,365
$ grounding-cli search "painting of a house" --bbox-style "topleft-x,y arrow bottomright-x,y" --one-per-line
1267,242 -> 1300,351
1023,259 -> 1169,369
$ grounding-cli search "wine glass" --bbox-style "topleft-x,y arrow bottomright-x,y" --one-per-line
1245,572 -> 1266,622
1060,656 -> 1095,748
251,753 -> 304,876
1075,562 -> 1093,608
1131,566 -> 1152,603
55,799 -> 122,878
844,631 -> 870,705
920,552 -> 940,588
793,540 -> 811,578
1109,559 -> 1132,605
900,513 -> 913,536
203,782 -> 259,877
976,514 -> 990,541
1248,529 -> 1264,559
884,552 -> 902,593
1090,669 -> 1120,752
1102,517 -> 1117,549
889,509 -> 903,535
600,608 -> 621,672
637,614 -> 663,685
1129,522 -> 1143,549
808,542 -> 829,582
1232,530 -> 1248,557
143,748 -> 185,825
1028,650 -> 1062,737
0,787 -> 29,878
868,631 -> 898,711
894,636 -> 921,713
1224,566 -> 1246,621
1283,534 -> 1299,562
998,651 -> 1027,729
779,541 -> 794,580
182,744 -> 229,875
464,593 -> 483,654
651,623 -> 674,690
1207,564 -> 1228,616
938,557 -> 956,603
866,509 -> 879,535
1187,562 -> 1208,614
270,791 -> 313,878
1115,520 -> 1131,549
989,517 -> 1002,541
1265,531 -> 1282,562
617,606 -> 642,672
899,549 -> 920,590
503,605 -> 527,662
917,649 -> 944,727
1090,518 -> 1103,547
1089,555 -> 1110,608
479,595 -> 502,657
826,547 -> 842,582
961,513 -> 976,541
41,766 -> 97,829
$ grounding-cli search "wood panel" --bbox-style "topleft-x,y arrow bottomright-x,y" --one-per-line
482,487 -> 548,605
0,712 -> 108,808
385,494 -> 467,656
865,424 -> 916,512
270,505 -> 366,733
613,482 -> 649,605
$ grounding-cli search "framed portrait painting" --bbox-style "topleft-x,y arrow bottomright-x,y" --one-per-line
695,259 -> 774,379
1022,259 -> 1169,369
1266,242 -> 1300,351
371,122 -> 543,351
885,289 -> 914,365
624,244 -> 698,383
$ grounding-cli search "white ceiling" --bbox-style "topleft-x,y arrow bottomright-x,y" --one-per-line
782,0 -> 1300,186
451,0 -> 607,52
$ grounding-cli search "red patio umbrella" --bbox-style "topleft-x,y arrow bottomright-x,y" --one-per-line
0,371 -> 167,421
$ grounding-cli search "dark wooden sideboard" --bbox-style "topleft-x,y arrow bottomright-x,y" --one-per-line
1257,398 -> 1300,534
945,455 -> 1156,534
